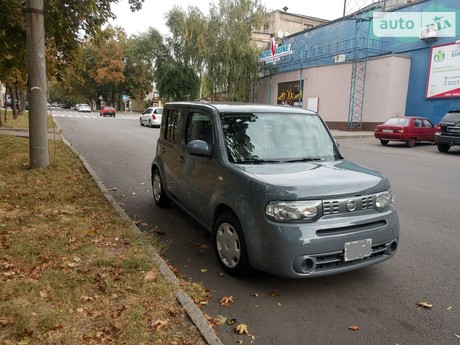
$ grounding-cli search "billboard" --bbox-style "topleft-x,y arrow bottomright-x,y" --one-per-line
426,43 -> 460,99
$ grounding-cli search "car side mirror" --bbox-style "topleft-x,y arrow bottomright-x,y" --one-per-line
186,140 -> 212,157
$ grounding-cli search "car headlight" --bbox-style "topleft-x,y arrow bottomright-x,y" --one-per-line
266,200 -> 322,222
375,190 -> 393,211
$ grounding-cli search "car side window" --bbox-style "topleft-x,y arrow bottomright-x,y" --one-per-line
422,119 -> 433,128
186,112 -> 213,145
414,119 -> 422,127
163,109 -> 180,144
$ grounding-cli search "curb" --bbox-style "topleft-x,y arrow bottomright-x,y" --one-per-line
58,132 -> 223,345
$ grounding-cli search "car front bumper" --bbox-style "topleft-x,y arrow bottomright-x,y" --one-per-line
245,208 -> 400,278
435,133 -> 460,145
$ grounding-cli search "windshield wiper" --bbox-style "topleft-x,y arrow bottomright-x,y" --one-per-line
236,159 -> 281,164
283,157 -> 325,163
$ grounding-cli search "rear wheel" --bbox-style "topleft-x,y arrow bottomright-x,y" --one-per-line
214,212 -> 251,276
437,143 -> 450,152
152,169 -> 171,207
406,138 -> 416,147
380,139 -> 389,146
149,120 -> 153,128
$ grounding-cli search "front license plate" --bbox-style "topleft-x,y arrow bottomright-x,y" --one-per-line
344,239 -> 372,261
382,129 -> 393,133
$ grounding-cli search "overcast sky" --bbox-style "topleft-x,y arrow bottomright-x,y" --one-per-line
112,0 -> 347,36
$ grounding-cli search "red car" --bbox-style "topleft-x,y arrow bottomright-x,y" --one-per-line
374,116 -> 437,147
99,105 -> 116,117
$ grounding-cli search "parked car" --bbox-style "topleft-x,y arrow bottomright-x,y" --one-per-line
140,107 -> 163,127
78,104 -> 91,113
61,103 -> 71,109
99,106 -> 116,117
151,102 -> 399,278
435,109 -> 460,152
74,104 -> 82,111
374,116 -> 437,147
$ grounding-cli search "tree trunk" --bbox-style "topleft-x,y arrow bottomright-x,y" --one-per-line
25,0 -> 49,169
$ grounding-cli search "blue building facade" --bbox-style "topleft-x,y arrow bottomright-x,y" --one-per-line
265,0 -> 460,124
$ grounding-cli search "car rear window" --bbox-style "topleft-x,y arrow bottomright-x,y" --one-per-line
441,111 -> 460,122
384,118 -> 409,126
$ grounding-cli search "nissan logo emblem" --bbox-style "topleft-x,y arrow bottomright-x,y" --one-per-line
346,199 -> 356,212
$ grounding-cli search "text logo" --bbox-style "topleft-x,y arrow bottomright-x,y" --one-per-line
373,12 -> 456,38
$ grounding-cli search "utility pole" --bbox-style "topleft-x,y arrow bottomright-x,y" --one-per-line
25,0 -> 49,169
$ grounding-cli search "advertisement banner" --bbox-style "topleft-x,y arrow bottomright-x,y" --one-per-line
426,43 -> 460,99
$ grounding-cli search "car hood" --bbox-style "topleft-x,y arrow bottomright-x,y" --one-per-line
236,160 -> 389,199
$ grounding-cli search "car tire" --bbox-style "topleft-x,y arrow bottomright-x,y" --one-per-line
214,212 -> 251,277
437,143 -> 450,153
149,120 -> 153,128
140,118 -> 144,126
380,140 -> 389,146
406,138 -> 416,147
152,169 -> 171,207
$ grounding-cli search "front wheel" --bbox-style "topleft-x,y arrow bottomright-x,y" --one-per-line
437,143 -> 450,152
140,118 -> 144,126
406,138 -> 416,147
152,169 -> 171,207
380,139 -> 389,146
214,213 -> 251,277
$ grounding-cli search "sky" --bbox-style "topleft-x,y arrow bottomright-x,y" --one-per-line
112,0 -> 347,36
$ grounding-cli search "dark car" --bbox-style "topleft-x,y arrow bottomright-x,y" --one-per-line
61,103 -> 72,109
99,106 -> 116,117
151,102 -> 399,278
435,110 -> 460,152
374,116 -> 437,147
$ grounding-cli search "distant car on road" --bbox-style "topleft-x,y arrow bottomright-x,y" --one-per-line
99,106 -> 116,117
78,104 -> 91,113
61,103 -> 72,109
435,109 -> 460,152
374,116 -> 437,147
140,107 -> 163,127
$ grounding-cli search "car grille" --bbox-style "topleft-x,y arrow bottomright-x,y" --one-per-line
323,195 -> 375,215
312,242 -> 389,272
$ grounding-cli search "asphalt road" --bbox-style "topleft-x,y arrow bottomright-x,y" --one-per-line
53,109 -> 460,345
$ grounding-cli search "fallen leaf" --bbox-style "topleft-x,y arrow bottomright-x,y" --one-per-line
200,268 -> 208,273
253,293 -> 259,298
144,270 -> 157,282
219,296 -> 234,307
151,319 -> 168,331
454,333 -> 460,338
416,301 -> 433,308
214,315 -> 227,326
270,290 -> 280,297
226,318 -> 237,325
348,325 -> 360,331
39,290 -> 48,298
235,323 -> 249,334
219,272 -> 225,277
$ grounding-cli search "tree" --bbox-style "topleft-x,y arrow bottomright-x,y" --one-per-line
206,0 -> 267,101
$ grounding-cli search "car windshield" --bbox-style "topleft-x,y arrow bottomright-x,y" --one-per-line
384,117 -> 409,126
441,112 -> 460,122
221,112 -> 339,163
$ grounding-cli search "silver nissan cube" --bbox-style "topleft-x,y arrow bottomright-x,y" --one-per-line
151,102 -> 399,278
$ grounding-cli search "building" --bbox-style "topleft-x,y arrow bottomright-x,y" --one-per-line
252,9 -> 329,50
256,0 -> 460,130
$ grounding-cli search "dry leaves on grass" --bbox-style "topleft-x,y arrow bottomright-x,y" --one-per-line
348,325 -> 360,331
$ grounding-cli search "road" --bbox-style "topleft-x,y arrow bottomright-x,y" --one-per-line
53,109 -> 460,345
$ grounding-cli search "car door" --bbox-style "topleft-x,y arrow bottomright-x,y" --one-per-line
422,118 -> 435,141
178,110 -> 216,222
157,107 -> 183,198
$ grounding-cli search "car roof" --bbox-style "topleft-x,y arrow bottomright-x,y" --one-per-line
164,101 -> 317,115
